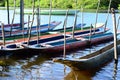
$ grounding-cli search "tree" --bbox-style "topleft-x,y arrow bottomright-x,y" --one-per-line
0,0 -> 5,6
1,0 -> 120,9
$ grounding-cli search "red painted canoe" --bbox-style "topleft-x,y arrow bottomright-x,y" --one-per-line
23,32 -> 114,55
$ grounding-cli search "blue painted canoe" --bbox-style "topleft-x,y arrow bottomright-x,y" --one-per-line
0,21 -> 62,38
0,24 -> 105,54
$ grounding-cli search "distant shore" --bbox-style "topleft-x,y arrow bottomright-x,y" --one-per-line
0,7 -> 120,13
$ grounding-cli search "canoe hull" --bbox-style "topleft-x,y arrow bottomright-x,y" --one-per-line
0,21 -> 61,38
0,48 -> 27,56
28,34 -> 113,55
0,35 -> 113,56
0,24 -> 110,55
39,40 -> 90,54
0,47 -> 39,56
53,40 -> 120,71
17,10 -> 79,15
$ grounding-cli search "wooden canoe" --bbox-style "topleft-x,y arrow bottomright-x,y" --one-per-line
0,34 -> 71,55
40,10 -> 79,15
24,32 -> 114,54
0,21 -> 62,38
21,23 -> 107,45
0,22 -> 28,29
0,43 -> 29,55
53,39 -> 120,71
0,25 -> 108,55
16,10 -> 79,15
52,23 -> 86,32
0,23 -> 104,46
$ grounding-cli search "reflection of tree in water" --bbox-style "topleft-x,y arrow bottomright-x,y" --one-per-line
0,52 -> 64,79
15,61 -> 55,80
0,57 -> 10,77
64,70 -> 97,80
21,54 -> 50,69
13,54 -> 55,80
0,66 -> 10,77
64,59 -> 120,80
113,61 -> 118,80
0,54 -> 35,78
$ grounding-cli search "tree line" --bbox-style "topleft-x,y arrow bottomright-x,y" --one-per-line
0,0 -> 120,9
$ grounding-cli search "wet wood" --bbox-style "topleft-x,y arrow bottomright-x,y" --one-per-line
63,9 -> 69,58
6,0 -> 10,24
111,8 -> 118,61
1,23 -> 5,46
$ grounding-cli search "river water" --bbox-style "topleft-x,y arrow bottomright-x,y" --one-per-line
0,8 -> 120,80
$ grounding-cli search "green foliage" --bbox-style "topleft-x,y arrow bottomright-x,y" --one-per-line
24,0 -> 32,7
0,0 -> 5,6
111,0 -> 120,9
118,4 -> 120,10
1,0 -> 120,9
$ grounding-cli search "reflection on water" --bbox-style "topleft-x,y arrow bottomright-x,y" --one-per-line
0,42 -> 119,80
113,61 -> 118,80
64,69 -> 101,80
112,57 -> 120,80
0,54 -> 69,80
0,9 -> 120,80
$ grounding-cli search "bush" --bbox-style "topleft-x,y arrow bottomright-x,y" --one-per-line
118,4 -> 120,10
0,0 -> 5,6
1,0 -> 120,9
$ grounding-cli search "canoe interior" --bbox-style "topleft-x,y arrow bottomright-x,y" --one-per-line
73,28 -> 99,36
84,32 -> 113,39
53,23 -> 86,31
6,44 -> 18,48
46,32 -> 113,46
48,38 -> 80,46
22,35 -> 70,45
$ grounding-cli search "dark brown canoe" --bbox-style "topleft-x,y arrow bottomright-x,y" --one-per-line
53,39 -> 120,71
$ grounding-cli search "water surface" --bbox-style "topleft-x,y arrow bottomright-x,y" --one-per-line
0,9 -> 120,80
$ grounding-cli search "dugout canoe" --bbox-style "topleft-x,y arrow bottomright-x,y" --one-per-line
0,21 -> 62,38
53,39 -> 120,71
0,23 -> 108,55
24,32 -> 114,54
16,10 -> 79,15
0,25 -> 107,55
